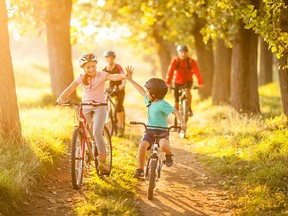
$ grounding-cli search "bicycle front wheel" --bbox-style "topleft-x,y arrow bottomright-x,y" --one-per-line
95,126 -> 112,177
147,158 -> 158,200
106,105 -> 114,136
71,127 -> 85,189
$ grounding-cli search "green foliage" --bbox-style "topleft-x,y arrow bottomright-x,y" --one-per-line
185,82 -> 288,215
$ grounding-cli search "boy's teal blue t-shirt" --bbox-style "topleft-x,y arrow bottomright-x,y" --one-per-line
144,94 -> 175,128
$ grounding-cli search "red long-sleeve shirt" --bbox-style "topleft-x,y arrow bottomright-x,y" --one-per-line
166,57 -> 204,85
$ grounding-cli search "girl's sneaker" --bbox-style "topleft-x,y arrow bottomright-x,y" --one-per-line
97,161 -> 110,174
133,168 -> 144,179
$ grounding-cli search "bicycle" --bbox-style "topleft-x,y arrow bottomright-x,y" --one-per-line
62,100 -> 112,189
105,86 -> 125,137
130,121 -> 181,200
172,85 -> 198,138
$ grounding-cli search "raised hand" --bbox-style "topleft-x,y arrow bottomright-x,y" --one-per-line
126,66 -> 134,80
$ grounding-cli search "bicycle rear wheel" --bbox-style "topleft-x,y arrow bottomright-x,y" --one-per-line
95,126 -> 112,177
70,127 -> 84,189
147,158 -> 158,200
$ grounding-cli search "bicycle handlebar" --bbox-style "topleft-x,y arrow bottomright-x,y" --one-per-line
171,86 -> 199,90
130,121 -> 181,133
60,100 -> 107,107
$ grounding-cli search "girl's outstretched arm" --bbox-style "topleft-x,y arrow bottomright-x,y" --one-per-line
126,66 -> 146,96
56,80 -> 79,104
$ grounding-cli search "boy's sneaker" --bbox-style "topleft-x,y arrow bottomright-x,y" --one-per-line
133,168 -> 144,179
165,153 -> 173,167
97,162 -> 110,174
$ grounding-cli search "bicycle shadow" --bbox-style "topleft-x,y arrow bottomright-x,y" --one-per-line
135,145 -> 231,216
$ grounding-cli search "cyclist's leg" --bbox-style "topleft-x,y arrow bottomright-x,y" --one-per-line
83,108 -> 93,127
174,84 -> 180,127
116,89 -> 125,136
92,106 -> 108,162
134,132 -> 153,178
159,138 -> 171,154
137,140 -> 150,170
174,84 -> 180,110
159,137 -> 173,167
185,81 -> 193,115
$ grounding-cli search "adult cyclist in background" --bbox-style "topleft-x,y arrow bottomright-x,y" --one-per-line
102,50 -> 126,137
166,45 -> 204,116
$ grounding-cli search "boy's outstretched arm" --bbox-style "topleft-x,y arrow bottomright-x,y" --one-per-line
172,109 -> 187,131
126,66 -> 146,96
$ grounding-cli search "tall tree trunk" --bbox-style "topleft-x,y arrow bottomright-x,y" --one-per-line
231,24 -> 260,115
152,25 -> 172,79
212,40 -> 232,105
193,18 -> 214,99
46,0 -> 76,99
0,0 -> 22,142
278,55 -> 288,115
277,2 -> 288,116
259,37 -> 273,85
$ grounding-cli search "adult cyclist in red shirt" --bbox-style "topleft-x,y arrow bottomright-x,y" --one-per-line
102,50 -> 126,137
166,45 -> 204,116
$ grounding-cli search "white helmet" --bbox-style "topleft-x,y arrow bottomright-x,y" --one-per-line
79,53 -> 97,67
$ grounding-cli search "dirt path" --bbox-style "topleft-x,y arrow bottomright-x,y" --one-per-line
136,136 -> 232,216
17,92 -> 233,216
17,152 -> 81,216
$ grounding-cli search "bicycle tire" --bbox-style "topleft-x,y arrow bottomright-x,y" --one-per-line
113,108 -> 117,136
95,126 -> 112,177
106,100 -> 115,136
121,109 -> 125,135
147,158 -> 158,200
183,99 -> 188,123
70,127 -> 84,189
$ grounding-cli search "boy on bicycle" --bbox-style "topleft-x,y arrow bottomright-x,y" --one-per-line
102,50 -> 126,137
126,66 -> 187,179
166,45 -> 204,116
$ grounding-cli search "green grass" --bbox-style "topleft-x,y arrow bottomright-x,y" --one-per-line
1,60 -> 288,215
184,83 -> 288,215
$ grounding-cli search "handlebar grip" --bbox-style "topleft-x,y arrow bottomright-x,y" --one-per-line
130,121 -> 137,124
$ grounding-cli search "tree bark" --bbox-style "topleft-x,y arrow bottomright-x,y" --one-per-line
278,55 -> 288,115
259,37 -> 273,86
152,25 -> 172,79
231,23 -> 260,115
212,40 -> 232,105
46,0 -> 77,100
0,0 -> 22,142
193,18 -> 214,99
277,2 -> 288,116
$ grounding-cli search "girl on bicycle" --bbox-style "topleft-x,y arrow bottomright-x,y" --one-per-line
102,50 -> 125,137
126,66 -> 187,179
56,53 -> 127,173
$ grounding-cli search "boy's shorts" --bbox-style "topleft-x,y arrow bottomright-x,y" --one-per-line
140,129 -> 169,150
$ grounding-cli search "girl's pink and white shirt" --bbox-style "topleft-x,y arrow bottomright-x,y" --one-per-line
75,71 -> 107,103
